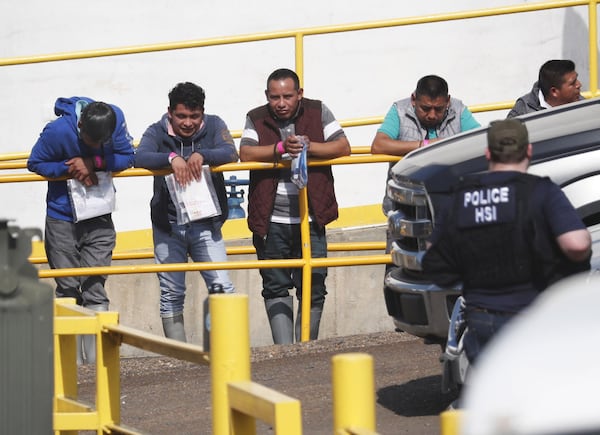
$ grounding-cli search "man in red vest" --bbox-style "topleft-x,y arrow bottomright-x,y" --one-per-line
240,68 -> 350,344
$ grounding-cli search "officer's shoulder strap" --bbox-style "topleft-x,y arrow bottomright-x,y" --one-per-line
454,172 -> 483,190
512,173 -> 550,206
512,172 -> 547,185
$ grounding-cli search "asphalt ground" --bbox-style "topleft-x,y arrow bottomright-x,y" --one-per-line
78,331 -> 457,434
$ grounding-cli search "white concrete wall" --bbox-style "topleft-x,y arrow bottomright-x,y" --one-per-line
0,1 -> 594,232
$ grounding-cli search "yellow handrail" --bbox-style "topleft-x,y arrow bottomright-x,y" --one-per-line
0,153 -> 401,179
18,2 -> 597,432
54,293 -> 308,434
3,0 -> 598,347
0,1 -> 597,141
0,1 -> 593,69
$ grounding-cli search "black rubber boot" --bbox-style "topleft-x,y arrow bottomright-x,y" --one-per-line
265,296 -> 294,344
295,304 -> 323,342
82,303 -> 109,364
162,313 -> 187,342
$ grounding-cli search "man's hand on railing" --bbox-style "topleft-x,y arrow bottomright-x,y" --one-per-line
66,156 -> 98,186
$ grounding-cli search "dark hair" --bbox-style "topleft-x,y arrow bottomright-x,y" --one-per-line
168,82 -> 206,111
80,102 -> 117,144
538,60 -> 576,98
267,68 -> 300,90
414,75 -> 449,99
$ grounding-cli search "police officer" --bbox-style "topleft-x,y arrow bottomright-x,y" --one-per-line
422,118 -> 591,365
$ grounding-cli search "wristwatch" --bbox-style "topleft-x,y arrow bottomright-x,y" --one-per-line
168,152 -> 178,164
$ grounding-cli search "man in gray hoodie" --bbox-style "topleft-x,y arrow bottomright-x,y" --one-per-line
507,59 -> 583,118
134,82 -> 238,342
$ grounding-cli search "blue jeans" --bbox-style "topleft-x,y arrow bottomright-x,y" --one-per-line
464,307 -> 515,365
253,222 -> 327,306
45,214 -> 115,306
153,219 -> 234,317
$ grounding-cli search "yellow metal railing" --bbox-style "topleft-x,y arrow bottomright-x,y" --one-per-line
54,293 -> 377,434
54,299 -> 122,434
0,1 -> 598,151
5,2 -> 596,433
1,0 -> 598,98
1,156 -> 396,342
2,0 -> 599,344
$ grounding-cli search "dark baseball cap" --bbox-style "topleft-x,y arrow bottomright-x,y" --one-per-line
487,119 -> 529,154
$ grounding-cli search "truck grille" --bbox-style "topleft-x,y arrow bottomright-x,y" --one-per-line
386,178 -> 432,272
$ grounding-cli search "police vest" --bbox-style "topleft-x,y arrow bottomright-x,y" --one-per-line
449,172 -> 540,290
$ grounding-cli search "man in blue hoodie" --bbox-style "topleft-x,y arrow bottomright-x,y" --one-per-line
28,97 -> 134,363
134,82 -> 238,342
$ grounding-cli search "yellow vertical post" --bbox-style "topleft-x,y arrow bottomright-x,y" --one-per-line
298,187 -> 312,342
94,311 -> 120,434
54,299 -> 78,398
295,33 -> 304,87
588,0 -> 598,96
53,298 -> 78,435
211,294 -> 252,435
440,410 -> 463,435
296,31 -> 310,343
332,353 -> 376,433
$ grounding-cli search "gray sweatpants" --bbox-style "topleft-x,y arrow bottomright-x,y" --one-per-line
44,214 -> 116,306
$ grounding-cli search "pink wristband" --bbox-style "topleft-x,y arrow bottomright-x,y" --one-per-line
422,139 -> 429,147
94,155 -> 103,169
276,141 -> 285,155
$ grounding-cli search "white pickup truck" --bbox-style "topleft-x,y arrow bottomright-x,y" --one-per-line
383,98 -> 600,391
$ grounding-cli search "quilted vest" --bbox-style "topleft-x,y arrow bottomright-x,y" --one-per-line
246,98 -> 339,236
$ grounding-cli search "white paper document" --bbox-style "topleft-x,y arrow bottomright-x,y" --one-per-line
165,165 -> 222,225
67,171 -> 116,222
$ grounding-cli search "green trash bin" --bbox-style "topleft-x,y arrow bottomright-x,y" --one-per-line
0,220 -> 54,434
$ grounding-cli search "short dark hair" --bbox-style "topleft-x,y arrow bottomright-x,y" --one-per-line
538,60 -> 576,98
168,82 -> 205,111
267,68 -> 300,90
487,118 -> 529,164
80,102 -> 116,144
414,75 -> 449,99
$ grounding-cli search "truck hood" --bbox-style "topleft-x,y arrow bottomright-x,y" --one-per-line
390,98 -> 600,195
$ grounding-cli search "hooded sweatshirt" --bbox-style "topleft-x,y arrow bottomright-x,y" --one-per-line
27,96 -> 135,222
507,81 -> 585,118
134,113 -> 239,232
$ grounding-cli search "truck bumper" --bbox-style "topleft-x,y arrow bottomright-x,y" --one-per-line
383,266 -> 461,340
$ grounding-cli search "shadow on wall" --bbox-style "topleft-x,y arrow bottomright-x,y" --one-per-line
563,7 -> 597,89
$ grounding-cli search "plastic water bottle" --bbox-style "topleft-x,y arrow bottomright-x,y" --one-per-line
281,125 -> 294,160
291,136 -> 308,189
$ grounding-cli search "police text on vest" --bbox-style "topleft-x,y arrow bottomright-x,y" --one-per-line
463,187 -> 509,223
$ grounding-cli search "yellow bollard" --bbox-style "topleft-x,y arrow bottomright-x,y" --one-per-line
332,353 -> 376,433
210,293 -> 252,435
440,409 -> 463,435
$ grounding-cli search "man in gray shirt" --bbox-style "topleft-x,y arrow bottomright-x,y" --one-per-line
507,59 -> 583,118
